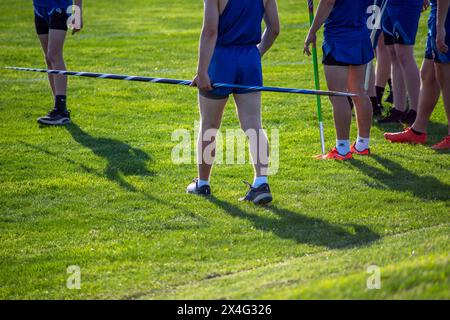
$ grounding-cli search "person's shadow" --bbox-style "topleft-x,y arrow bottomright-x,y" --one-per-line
65,123 -> 155,192
350,154 -> 450,201
207,197 -> 380,249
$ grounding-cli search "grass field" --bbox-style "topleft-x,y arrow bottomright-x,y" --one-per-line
0,0 -> 449,299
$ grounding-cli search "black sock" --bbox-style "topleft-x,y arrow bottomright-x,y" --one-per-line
411,128 -> 424,135
370,96 -> 378,110
54,95 -> 67,112
375,86 -> 385,104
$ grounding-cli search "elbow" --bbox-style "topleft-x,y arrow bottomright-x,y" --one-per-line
271,26 -> 280,37
268,23 -> 280,38
202,28 -> 218,40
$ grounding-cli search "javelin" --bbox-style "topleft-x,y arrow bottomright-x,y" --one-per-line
307,0 -> 326,155
364,0 -> 389,91
5,67 -> 356,97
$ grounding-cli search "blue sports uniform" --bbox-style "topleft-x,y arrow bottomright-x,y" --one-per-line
203,0 -> 265,98
322,0 -> 374,66
33,0 -> 73,35
382,0 -> 422,45
425,0 -> 450,63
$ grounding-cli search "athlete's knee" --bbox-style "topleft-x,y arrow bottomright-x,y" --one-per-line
395,49 -> 413,66
240,116 -> 261,132
421,64 -> 436,85
46,49 -> 63,66
201,117 -> 221,131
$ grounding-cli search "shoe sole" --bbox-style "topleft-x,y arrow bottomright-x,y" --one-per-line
37,118 -> 71,125
253,193 -> 273,205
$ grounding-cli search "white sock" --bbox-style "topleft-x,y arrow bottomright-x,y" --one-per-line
336,139 -> 350,155
253,176 -> 268,188
355,136 -> 370,151
197,179 -> 209,188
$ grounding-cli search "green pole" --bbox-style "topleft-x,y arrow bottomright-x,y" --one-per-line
307,0 -> 326,155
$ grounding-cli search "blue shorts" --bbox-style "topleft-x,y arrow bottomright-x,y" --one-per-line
425,34 -> 450,64
202,45 -> 263,99
382,3 -> 422,45
34,5 -> 69,35
322,35 -> 374,66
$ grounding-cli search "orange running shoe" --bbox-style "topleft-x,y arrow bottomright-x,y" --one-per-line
431,136 -> 450,150
315,147 -> 353,161
350,143 -> 370,155
384,127 -> 427,144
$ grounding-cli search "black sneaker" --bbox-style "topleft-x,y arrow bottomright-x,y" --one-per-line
378,108 -> 405,124
239,181 -> 273,205
186,178 -> 211,196
37,108 -> 71,125
373,103 -> 384,117
402,109 -> 417,127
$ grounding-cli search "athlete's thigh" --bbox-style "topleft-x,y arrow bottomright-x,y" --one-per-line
198,94 -> 228,127
47,29 -> 67,54
347,65 -> 366,93
324,65 -> 349,91
233,92 -> 262,122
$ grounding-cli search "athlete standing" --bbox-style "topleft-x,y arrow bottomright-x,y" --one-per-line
305,0 -> 374,160
187,0 -> 280,205
34,0 -> 83,125
384,0 -> 450,150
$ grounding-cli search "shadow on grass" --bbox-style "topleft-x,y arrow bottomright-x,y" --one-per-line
207,197 -> 380,249
350,154 -> 450,201
65,123 -> 155,192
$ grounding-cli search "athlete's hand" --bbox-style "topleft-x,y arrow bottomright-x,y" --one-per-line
423,0 -> 430,11
191,72 -> 213,91
436,26 -> 449,53
304,29 -> 316,56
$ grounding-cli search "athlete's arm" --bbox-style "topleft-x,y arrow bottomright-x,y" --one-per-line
258,0 -> 280,57
436,0 -> 450,53
72,0 -> 83,35
304,0 -> 335,56
192,0 -> 219,91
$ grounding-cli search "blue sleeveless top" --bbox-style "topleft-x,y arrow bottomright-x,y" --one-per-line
324,0 -> 371,41
33,0 -> 72,9
217,0 -> 265,46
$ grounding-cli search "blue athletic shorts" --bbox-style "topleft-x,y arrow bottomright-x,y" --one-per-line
201,45 -> 263,99
382,3 -> 422,45
322,35 -> 374,66
425,34 -> 450,64
34,5 -> 69,35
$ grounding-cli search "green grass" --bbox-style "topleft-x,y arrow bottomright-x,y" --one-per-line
0,0 -> 449,299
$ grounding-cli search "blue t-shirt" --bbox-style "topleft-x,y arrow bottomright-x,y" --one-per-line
216,0 -> 265,46
33,0 -> 72,9
324,0 -> 372,40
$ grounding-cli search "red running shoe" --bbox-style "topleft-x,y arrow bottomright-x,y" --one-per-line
431,136 -> 450,150
384,127 -> 427,144
315,147 -> 353,161
350,143 -> 370,155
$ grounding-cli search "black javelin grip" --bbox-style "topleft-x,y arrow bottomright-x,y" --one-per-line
5,66 -> 357,97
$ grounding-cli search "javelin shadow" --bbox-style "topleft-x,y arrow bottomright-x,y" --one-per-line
350,154 -> 450,201
65,123 -> 155,192
207,197 -> 380,249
